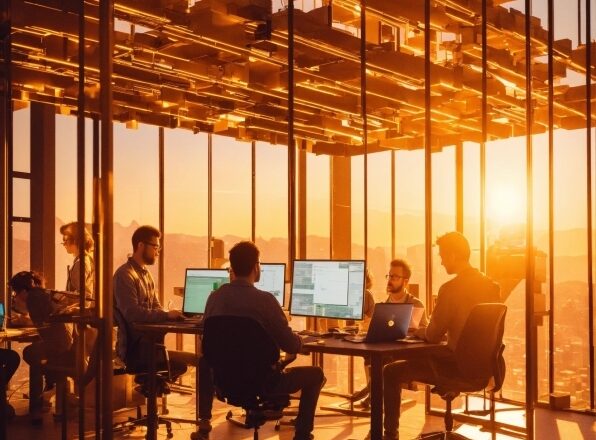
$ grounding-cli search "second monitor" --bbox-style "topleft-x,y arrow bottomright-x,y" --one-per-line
290,260 -> 365,320
183,268 -> 229,315
254,263 -> 286,307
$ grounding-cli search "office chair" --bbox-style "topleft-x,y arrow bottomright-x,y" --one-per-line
111,308 -> 175,438
202,315 -> 291,440
419,303 -> 507,440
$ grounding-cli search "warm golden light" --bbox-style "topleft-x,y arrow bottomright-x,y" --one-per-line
487,183 -> 526,226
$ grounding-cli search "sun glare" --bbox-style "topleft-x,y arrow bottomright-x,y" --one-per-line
487,184 -> 526,226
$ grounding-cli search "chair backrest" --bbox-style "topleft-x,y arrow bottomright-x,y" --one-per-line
454,303 -> 507,388
202,315 -> 280,407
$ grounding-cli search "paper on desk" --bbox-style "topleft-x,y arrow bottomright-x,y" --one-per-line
409,307 -> 425,329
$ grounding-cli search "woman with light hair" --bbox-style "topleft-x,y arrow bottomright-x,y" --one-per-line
59,222 -> 94,301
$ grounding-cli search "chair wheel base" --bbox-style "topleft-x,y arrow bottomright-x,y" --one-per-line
419,432 -> 472,440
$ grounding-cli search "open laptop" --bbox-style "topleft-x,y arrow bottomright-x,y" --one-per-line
0,303 -> 5,334
182,268 -> 229,323
346,303 -> 413,343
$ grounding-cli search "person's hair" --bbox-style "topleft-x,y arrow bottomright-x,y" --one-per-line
131,225 -> 161,252
60,222 -> 94,252
8,271 -> 44,292
436,231 -> 471,261
229,241 -> 259,277
389,259 -> 412,280
365,268 -> 373,290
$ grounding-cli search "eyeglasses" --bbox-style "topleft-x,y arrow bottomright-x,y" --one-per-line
143,242 -> 161,251
385,274 -> 406,280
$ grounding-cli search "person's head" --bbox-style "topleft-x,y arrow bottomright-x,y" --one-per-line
8,271 -> 44,313
436,231 -> 471,275
228,241 -> 260,282
386,259 -> 411,296
60,222 -> 94,256
131,225 -> 161,266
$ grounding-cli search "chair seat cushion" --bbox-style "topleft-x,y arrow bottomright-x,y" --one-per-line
431,376 -> 489,398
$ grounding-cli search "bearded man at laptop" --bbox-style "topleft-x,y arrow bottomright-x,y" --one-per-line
375,232 -> 501,440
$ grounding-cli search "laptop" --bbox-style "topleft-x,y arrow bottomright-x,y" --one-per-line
182,268 -> 229,323
0,303 -> 5,333
346,303 -> 413,343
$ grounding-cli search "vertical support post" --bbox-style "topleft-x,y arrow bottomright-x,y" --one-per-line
524,0 -> 535,437
391,150 -> 396,259
360,0 -> 368,264
207,134 -> 212,268
480,2 -> 488,273
298,146 -> 306,260
424,0 -> 433,311
30,103 -> 55,286
251,140 -> 256,243
547,0 -> 555,399
99,0 -> 114,437
158,127 -> 164,304
76,0 -> 86,435
288,0 -> 296,267
585,0 -> 595,411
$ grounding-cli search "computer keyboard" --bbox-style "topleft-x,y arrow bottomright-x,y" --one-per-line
297,329 -> 326,337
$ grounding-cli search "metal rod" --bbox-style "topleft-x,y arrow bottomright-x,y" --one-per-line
92,116 -> 101,438
585,0 -> 595,411
207,134 -> 212,268
391,149 -> 395,259
158,127 -> 165,303
361,0 -> 368,264
424,0 -> 433,311
76,1 -> 86,436
251,140 -> 256,243
547,0 -> 555,399
524,0 -> 535,437
99,0 -> 114,437
481,1 -> 487,272
288,0 -> 296,265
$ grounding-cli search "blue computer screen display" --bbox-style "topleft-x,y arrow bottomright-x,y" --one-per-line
182,269 -> 229,314
254,263 -> 286,307
289,260 -> 365,320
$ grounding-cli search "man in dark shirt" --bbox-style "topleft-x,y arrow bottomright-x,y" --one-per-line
9,271 -> 73,425
377,232 -> 501,440
113,225 -> 195,382
204,241 -> 325,440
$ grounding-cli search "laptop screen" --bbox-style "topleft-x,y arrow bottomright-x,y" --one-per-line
254,263 -> 286,307
0,302 -> 5,330
183,269 -> 229,315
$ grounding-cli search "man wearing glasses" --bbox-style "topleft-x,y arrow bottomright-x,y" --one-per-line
385,259 -> 429,328
113,225 -> 194,394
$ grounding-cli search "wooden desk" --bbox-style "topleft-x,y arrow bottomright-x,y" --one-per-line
133,321 -> 203,440
0,327 -> 39,343
303,338 -> 447,440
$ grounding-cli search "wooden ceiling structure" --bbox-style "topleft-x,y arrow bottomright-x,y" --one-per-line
6,0 -> 596,155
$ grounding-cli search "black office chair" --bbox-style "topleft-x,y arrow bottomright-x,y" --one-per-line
112,307 -> 174,438
202,315 -> 291,440
420,303 -> 507,440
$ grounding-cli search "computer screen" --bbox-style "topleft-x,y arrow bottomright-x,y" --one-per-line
183,268 -> 229,315
289,260 -> 365,320
254,263 -> 286,307
0,302 -> 5,330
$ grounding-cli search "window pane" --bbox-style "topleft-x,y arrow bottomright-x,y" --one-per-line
13,107 -> 30,172
306,153 -> 330,258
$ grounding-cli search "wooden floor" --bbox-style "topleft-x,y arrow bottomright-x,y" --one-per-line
6,377 -> 527,440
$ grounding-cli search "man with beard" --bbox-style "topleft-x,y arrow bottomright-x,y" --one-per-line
113,225 -> 194,391
385,259 -> 428,328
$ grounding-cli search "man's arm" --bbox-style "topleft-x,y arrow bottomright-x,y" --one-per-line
265,295 -> 302,354
415,287 -> 449,342
114,269 -> 168,323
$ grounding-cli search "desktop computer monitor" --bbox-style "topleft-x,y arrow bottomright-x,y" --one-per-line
254,263 -> 286,307
183,268 -> 229,315
289,260 -> 365,320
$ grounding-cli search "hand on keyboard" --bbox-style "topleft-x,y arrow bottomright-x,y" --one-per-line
297,329 -> 324,337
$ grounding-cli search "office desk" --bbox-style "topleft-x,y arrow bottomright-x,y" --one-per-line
303,338 -> 447,440
133,321 -> 203,440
